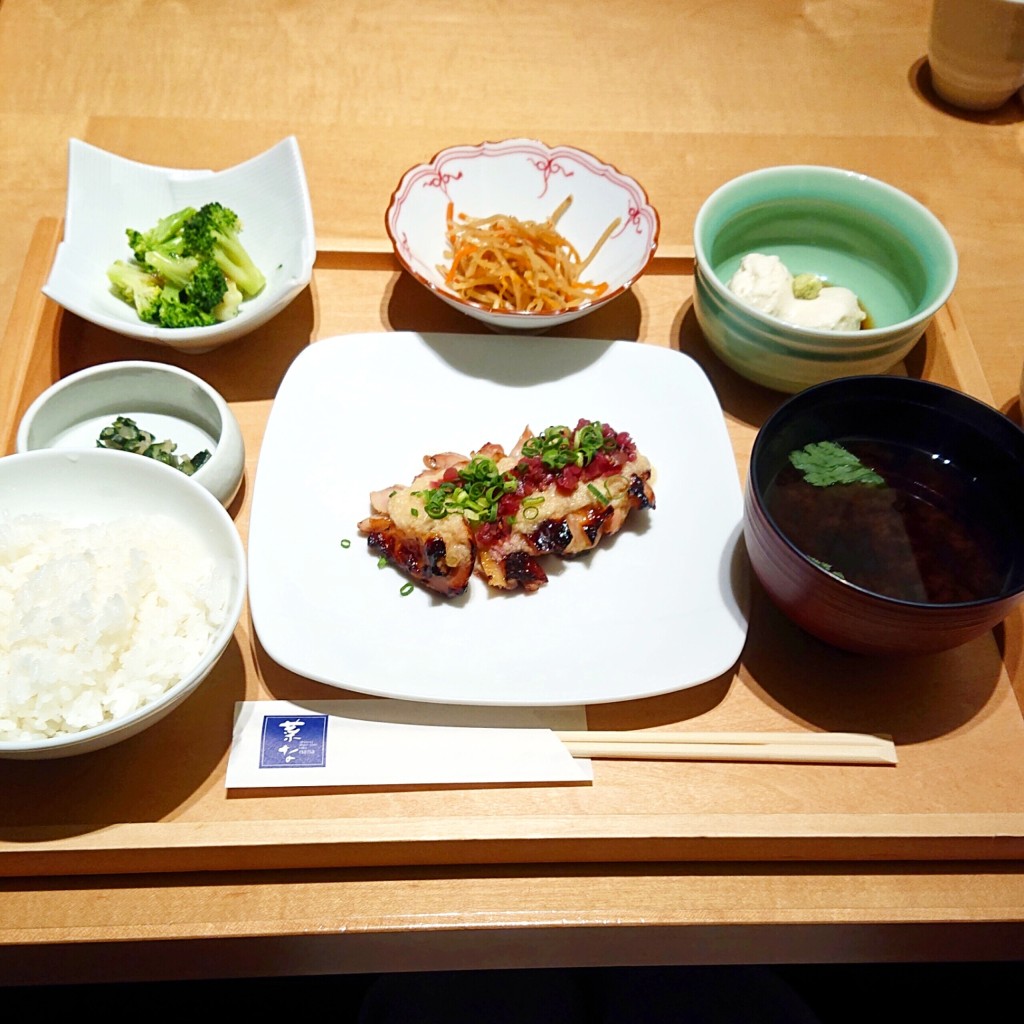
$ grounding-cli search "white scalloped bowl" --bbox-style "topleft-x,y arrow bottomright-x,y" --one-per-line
385,139 -> 660,332
42,137 -> 316,354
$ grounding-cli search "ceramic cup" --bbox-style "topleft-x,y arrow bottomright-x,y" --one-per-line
928,0 -> 1024,110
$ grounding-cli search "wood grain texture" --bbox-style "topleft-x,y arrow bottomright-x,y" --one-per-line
2,865 -> 1024,984
2,1 -> 1022,414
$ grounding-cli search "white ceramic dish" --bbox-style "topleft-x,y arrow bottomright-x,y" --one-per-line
0,449 -> 247,759
42,136 -> 316,354
248,332 -> 748,706
16,361 -> 245,507
385,139 -> 659,332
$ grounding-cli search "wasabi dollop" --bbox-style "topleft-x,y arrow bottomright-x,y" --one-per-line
728,253 -> 866,331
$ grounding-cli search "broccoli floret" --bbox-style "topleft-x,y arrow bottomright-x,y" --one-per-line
141,251 -> 228,318
109,202 -> 261,327
107,260 -> 162,322
126,206 -> 195,263
157,286 -> 217,329
158,300 -> 217,330
185,258 -> 229,313
182,202 -> 266,298
144,250 -> 200,290
107,261 -> 220,328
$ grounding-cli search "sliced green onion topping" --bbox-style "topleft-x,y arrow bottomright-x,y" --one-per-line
574,421 -> 616,463
520,421 -> 616,471
521,424 -> 574,469
402,422 -> 626,528
605,474 -> 628,498
412,455 -> 517,523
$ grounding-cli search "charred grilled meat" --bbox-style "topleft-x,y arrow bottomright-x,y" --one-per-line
358,420 -> 655,596
358,453 -> 477,597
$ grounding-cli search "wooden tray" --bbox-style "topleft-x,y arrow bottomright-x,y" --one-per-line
1,218 -> 1022,879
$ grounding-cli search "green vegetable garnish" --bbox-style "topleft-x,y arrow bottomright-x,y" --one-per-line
809,557 -> 846,580
96,416 -> 211,476
340,538 -> 351,548
411,421 -> 623,526
400,582 -> 414,596
789,441 -> 885,488
107,201 -> 263,329
520,421 -> 616,471
521,496 -> 544,521
519,425 -> 573,470
413,455 -> 517,523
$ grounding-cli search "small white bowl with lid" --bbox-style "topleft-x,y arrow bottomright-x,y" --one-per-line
16,361 -> 245,507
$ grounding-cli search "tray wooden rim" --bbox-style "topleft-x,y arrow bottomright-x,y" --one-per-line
4,812 -> 1024,879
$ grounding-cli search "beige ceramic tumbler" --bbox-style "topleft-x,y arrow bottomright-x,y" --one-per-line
928,0 -> 1024,110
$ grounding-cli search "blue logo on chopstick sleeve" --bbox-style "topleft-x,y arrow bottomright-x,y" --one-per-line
260,715 -> 328,768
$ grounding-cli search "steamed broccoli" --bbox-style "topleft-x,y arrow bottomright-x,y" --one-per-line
126,206 -> 195,264
143,250 -> 202,291
108,202 -> 263,328
157,286 -> 218,328
186,258 -> 230,313
107,260 -> 163,323
181,202 -> 266,298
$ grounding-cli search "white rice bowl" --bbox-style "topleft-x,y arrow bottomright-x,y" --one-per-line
0,449 -> 245,759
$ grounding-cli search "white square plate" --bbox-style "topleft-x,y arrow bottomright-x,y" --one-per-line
42,137 -> 315,353
248,333 -> 749,706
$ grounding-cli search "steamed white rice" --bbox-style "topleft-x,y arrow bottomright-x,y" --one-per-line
0,514 -> 230,742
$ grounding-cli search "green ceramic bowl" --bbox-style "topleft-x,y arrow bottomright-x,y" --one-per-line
693,166 -> 958,393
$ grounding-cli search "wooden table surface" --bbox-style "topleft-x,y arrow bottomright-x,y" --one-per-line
2,0 -> 1023,985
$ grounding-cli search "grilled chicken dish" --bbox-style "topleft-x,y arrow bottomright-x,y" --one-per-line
358,420 -> 656,597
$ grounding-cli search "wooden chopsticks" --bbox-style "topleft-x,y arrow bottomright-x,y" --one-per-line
555,730 -> 897,766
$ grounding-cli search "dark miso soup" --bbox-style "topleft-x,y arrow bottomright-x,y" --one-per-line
764,439 -> 1012,604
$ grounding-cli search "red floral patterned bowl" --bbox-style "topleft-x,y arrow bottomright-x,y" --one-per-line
385,138 -> 659,332
744,375 -> 1024,655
